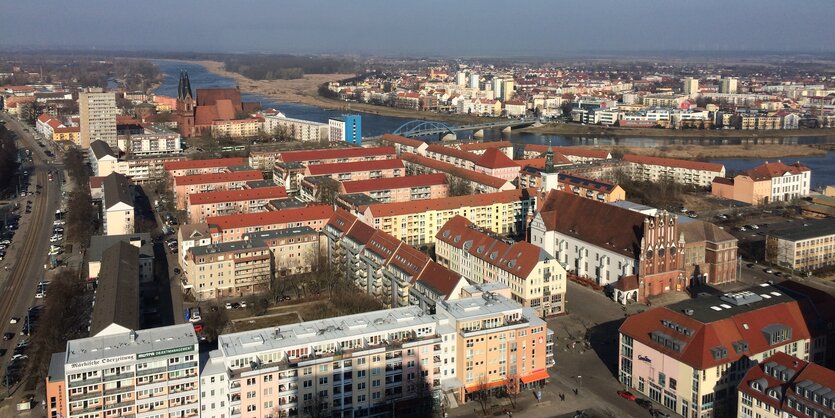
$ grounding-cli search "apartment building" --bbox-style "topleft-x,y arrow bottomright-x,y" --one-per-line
642,94 -> 688,108
183,238 -> 273,300
737,352 -> 835,418
45,324 -> 200,418
531,190 -> 686,303
623,154 -> 726,188
712,161 -> 811,206
210,118 -> 263,138
173,170 -> 264,209
339,173 -> 449,203
678,218 -> 739,286
164,157 -> 247,178
79,88 -> 117,149
87,233 -> 154,282
400,152 -> 514,194
360,188 -> 537,246
548,172 -> 626,203
521,144 -> 612,163
36,113 -> 65,139
102,172 -> 135,236
766,218 -> 835,272
244,227 -> 323,277
207,205 -> 334,242
435,216 -> 567,317
89,140 -> 119,177
205,292 -> 552,418
380,134 -> 429,156
324,210 -> 467,311
53,126 -> 81,145
457,140 -> 514,159
277,146 -> 396,166
303,159 -> 404,182
423,145 -> 519,182
118,125 -> 182,156
619,286 -> 819,418
186,186 -> 287,223
273,161 -> 306,195
263,113 -> 329,142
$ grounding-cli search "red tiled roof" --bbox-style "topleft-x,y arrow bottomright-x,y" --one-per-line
400,153 -> 510,189
341,173 -> 446,194
208,205 -> 333,230
624,154 -> 725,173
188,186 -> 287,205
475,148 -> 518,169
326,208 -> 360,237
37,114 -> 51,123
524,144 -> 611,160
306,159 -> 404,176
345,217 -> 377,244
367,188 -> 536,218
425,144 -> 481,163
164,157 -> 245,171
54,127 -> 80,134
194,106 -> 220,126
738,352 -> 806,414
436,216 -> 545,278
388,244 -> 430,278
89,176 -> 105,189
712,177 -> 734,186
279,146 -> 396,163
745,161 -> 810,181
538,190 -> 647,258
196,88 -> 242,109
364,229 -> 403,262
380,134 -> 425,148
174,170 -> 263,186
620,295 -> 811,370
415,262 -> 463,298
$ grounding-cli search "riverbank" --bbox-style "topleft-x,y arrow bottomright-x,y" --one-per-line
520,123 -> 835,138
192,60 -> 493,125
595,143 -> 831,159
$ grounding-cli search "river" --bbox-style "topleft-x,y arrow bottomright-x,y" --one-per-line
153,60 -> 835,188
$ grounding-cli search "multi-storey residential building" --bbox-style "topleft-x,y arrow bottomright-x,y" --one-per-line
548,172 -> 626,203
263,113 -> 329,142
457,140 -> 515,159
360,188 -> 537,246
683,77 -> 699,97
102,172 -> 135,236
678,218 -> 739,286
207,205 -> 334,242
164,157 -> 247,178
379,134 -> 428,156
623,154 -> 726,188
277,146 -> 396,166
435,216 -> 567,317
210,117 -> 264,138
521,144 -> 612,163
89,140 -> 119,177
173,170 -> 264,209
641,94 -> 688,108
53,126 -> 81,145
329,115 -> 362,144
244,227 -> 323,277
36,113 -> 65,139
303,159 -> 404,182
324,210 -> 468,311
719,77 -> 738,94
186,186 -> 287,223
339,173 -> 449,203
87,233 -> 154,281
118,125 -> 182,156
205,292 -> 552,418
711,161 -> 811,206
423,145 -> 519,182
619,285 -> 819,418
401,152 -> 514,194
45,324 -> 200,418
766,218 -> 835,272
531,190 -> 686,303
183,238 -> 273,300
79,88 -> 117,149
737,352 -> 835,418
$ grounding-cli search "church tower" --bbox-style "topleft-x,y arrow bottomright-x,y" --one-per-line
176,70 -> 195,137
544,140 -> 555,174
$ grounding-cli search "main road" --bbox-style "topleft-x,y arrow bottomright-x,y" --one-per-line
0,113 -> 62,400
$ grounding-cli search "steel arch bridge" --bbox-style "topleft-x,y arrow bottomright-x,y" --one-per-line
392,120 -> 458,138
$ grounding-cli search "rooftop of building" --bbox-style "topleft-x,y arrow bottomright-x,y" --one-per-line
739,351 -> 835,416
174,170 -> 263,186
523,144 -> 612,160
88,233 -> 153,262
336,193 -> 382,208
767,218 -> 835,242
189,238 -> 269,257
306,159 -> 404,176
90,242 -> 139,336
267,197 -> 308,210
65,324 -> 197,365
380,133 -> 425,148
207,205 -> 334,231
90,140 -> 116,159
279,146 -> 395,163
366,188 -> 535,218
400,152 -> 511,189
341,173 -> 447,193
188,186 -> 287,205
623,154 -> 725,172
243,226 -> 318,243
102,173 -> 133,209
163,157 -> 245,171
744,161 -> 811,181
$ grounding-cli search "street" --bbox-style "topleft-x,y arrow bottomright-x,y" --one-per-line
0,113 -> 63,410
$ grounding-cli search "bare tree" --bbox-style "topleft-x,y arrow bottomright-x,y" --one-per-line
473,376 -> 491,415
446,174 -> 473,197
200,306 -> 229,342
505,373 -> 520,410
315,177 -> 341,205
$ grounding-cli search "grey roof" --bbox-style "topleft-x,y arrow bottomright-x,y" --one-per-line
90,140 -> 115,159
66,324 -> 197,365
246,180 -> 275,189
88,233 -> 153,262
268,197 -> 307,210
767,218 -> 835,242
666,284 -> 795,324
337,193 -> 382,208
90,241 -> 140,336
102,172 -> 133,209
190,238 -> 269,257
47,352 -> 66,382
244,226 -> 317,242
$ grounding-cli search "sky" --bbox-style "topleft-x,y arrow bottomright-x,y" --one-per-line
2,0 -> 834,56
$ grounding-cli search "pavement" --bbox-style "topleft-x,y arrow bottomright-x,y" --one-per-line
0,114 -> 63,413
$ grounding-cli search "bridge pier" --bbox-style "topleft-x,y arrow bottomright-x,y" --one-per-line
441,133 -> 456,141
473,129 -> 484,138
502,126 -> 512,134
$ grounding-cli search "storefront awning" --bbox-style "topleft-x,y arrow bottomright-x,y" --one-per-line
520,369 -> 550,384
464,378 -> 508,392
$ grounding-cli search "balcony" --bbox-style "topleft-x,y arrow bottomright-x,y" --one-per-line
104,400 -> 135,411
70,404 -> 103,414
68,377 -> 101,388
103,372 -> 135,382
230,393 -> 241,405
136,366 -> 167,377
103,385 -> 135,396
69,389 -> 102,401
169,361 -> 198,372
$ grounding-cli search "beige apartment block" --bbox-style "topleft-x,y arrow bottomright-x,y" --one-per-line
79,88 -> 117,149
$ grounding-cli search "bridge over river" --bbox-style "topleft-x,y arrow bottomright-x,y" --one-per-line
391,119 -> 539,140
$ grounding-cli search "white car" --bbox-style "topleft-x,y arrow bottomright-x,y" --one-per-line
10,354 -> 27,362
48,247 -> 62,256
50,235 -> 63,243
53,220 -> 65,226
9,317 -> 19,324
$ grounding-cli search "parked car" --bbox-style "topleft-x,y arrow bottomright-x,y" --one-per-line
636,399 -> 652,409
239,301 -> 247,309
765,268 -> 774,274
9,317 -> 19,324
225,302 -> 233,310
617,390 -> 637,401
3,332 -> 14,340
10,354 -> 27,362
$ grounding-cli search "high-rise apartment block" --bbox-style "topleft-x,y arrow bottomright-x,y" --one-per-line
79,88 -> 117,149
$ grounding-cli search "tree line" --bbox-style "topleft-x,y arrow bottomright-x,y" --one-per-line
222,55 -> 359,80
0,125 -> 20,196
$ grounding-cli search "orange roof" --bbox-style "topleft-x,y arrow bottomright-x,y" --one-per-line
306,159 -> 404,176
623,154 -> 725,172
745,161 -> 810,181
174,170 -> 263,186
367,188 -> 536,218
54,126 -> 79,134
400,152 -> 510,189
208,205 -> 334,230
474,148 -> 518,169
279,146 -> 396,163
520,369 -> 550,384
341,173 -> 446,194
414,262 -> 463,299
164,158 -> 245,172
188,186 -> 287,205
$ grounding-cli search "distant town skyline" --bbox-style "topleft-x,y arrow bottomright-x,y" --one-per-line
2,0 -> 834,56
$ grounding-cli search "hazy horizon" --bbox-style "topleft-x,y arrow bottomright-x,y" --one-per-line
2,0 -> 834,57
